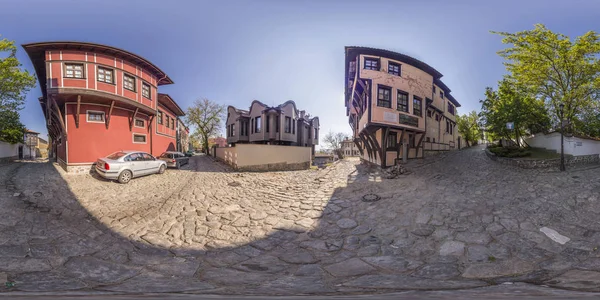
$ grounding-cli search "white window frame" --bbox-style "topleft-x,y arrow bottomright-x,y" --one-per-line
86,110 -> 105,123
142,82 -> 151,99
132,133 -> 147,144
97,66 -> 114,84
134,118 -> 145,128
123,73 -> 136,92
64,62 -> 85,79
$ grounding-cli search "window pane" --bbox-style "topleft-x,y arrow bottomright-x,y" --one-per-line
397,92 -> 408,112
89,113 -> 104,121
377,87 -> 391,108
387,132 -> 397,149
413,97 -> 422,116
124,75 -> 135,90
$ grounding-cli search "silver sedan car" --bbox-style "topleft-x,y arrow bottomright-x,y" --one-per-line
158,151 -> 189,168
95,151 -> 167,184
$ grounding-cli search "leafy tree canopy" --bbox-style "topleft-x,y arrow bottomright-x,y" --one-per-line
186,98 -> 225,154
0,36 -> 36,144
479,79 -> 550,147
492,24 -> 600,129
0,110 -> 25,144
456,110 -> 481,147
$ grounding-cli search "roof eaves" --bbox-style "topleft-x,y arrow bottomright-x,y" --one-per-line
158,93 -> 185,116
22,41 -> 174,86
446,93 -> 461,107
345,46 -> 443,79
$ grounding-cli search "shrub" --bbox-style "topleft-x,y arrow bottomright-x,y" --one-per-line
489,146 -> 531,158
489,147 -> 508,155
505,150 -> 531,158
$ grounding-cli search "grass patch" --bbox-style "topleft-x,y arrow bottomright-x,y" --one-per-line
488,146 -> 531,158
488,256 -> 496,262
526,147 -> 561,159
488,144 -> 563,160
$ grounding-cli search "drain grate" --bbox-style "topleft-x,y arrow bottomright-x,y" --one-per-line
362,193 -> 381,202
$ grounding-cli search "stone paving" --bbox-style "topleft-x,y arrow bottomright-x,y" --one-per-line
1,146 -> 600,296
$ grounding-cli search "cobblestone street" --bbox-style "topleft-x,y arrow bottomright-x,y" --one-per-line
2,146 -> 600,296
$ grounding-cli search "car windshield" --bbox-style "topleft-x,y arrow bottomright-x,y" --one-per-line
159,152 -> 171,158
106,151 -> 127,160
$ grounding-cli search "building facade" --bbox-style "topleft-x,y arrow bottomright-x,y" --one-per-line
38,137 -> 49,158
177,120 -> 190,153
424,79 -> 461,151
313,152 -> 334,167
22,129 -> 40,159
209,137 -> 227,148
23,41 -> 185,172
226,100 -> 319,154
344,47 -> 461,168
340,138 -> 360,157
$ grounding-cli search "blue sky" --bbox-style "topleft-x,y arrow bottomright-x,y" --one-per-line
4,0 -> 599,142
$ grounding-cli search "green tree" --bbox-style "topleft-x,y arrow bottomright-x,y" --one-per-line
0,36 -> 36,144
0,110 -> 25,144
189,134 -> 201,150
479,79 -> 550,147
456,110 -> 481,147
574,102 -> 600,137
186,98 -> 225,154
492,24 -> 600,133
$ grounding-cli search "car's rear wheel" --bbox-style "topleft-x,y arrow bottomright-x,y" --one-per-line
158,164 -> 166,174
118,170 -> 132,184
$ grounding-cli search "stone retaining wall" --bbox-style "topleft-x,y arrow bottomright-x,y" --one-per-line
236,161 -> 310,172
55,158 -> 94,174
66,164 -> 95,174
0,156 -> 17,164
215,144 -> 311,172
485,149 -> 599,169
424,151 -> 443,157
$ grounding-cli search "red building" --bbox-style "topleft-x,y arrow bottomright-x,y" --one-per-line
23,41 -> 185,172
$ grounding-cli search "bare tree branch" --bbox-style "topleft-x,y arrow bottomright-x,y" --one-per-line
323,131 -> 349,159
186,98 -> 226,154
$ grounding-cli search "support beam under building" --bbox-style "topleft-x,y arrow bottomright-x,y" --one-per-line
106,101 -> 115,129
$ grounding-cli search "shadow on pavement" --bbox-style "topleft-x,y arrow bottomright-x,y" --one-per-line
1,148 -> 600,298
